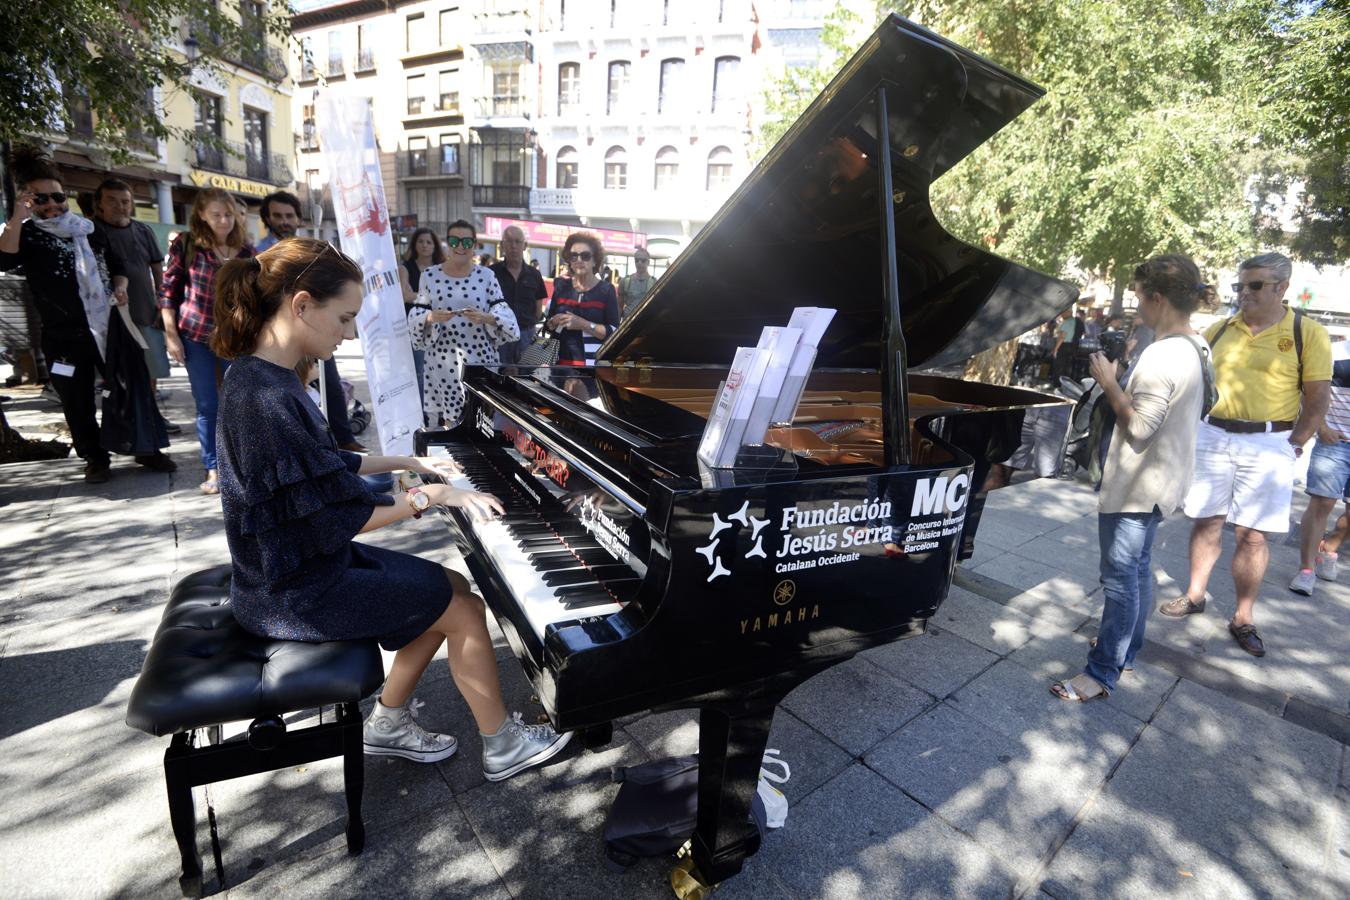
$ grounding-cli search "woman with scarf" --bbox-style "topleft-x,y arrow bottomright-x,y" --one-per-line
159,188 -> 255,494
0,147 -> 171,483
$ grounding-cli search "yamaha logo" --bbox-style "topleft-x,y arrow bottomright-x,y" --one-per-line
773,579 -> 796,606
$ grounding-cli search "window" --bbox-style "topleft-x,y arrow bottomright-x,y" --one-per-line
560,0 -> 568,30
300,36 -> 315,80
408,136 -> 428,176
439,134 -> 461,175
556,145 -> 578,189
607,61 -> 630,115
439,70 -> 458,111
492,66 -> 521,115
558,63 -> 581,114
301,103 -> 318,150
193,92 -> 223,170
658,58 -> 683,114
356,24 -> 375,71
244,108 -> 269,179
327,29 -> 344,76
306,169 -> 321,193
706,146 -> 734,190
654,146 -> 679,190
610,0 -> 617,27
604,146 -> 628,190
407,74 -> 426,115
406,13 -> 424,53
439,9 -> 454,46
712,56 -> 740,113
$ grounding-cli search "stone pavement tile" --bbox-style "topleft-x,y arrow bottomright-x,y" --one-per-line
861,626 -> 999,699
456,734 -> 677,900
965,539 -> 1007,569
1006,631 -> 1178,724
223,801 -> 512,900
947,660 -> 1142,762
866,702 -> 1108,879
1007,534 -> 1101,574
1328,786 -> 1350,899
733,764 -> 1018,899
1041,724 -> 1336,900
780,656 -> 935,757
932,586 -> 1035,655
0,759 -> 187,899
1145,565 -> 1223,654
622,708 -> 700,758
969,515 -> 1038,551
1149,681 -> 1342,786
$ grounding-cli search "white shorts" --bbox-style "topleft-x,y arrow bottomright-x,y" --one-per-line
1183,421 -> 1296,533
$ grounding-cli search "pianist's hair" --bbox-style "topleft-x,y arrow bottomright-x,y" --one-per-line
211,237 -> 364,360
8,144 -> 60,188
1132,254 -> 1214,314
562,231 -> 605,270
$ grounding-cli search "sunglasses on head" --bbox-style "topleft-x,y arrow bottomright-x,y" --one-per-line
32,192 -> 67,205
566,250 -> 593,262
291,241 -> 340,287
1232,279 -> 1279,293
446,235 -> 475,249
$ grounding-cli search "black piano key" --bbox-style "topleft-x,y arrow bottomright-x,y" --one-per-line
560,590 -> 621,610
541,565 -> 634,588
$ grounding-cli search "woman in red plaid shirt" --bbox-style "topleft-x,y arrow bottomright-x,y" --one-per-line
158,188 -> 255,494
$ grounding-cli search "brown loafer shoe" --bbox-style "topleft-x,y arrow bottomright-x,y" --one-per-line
1228,620 -> 1266,657
1158,595 -> 1205,618
135,452 -> 178,473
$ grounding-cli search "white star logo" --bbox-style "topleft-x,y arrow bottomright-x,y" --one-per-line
706,559 -> 730,582
749,516 -> 769,540
709,514 -> 731,538
728,500 -> 750,526
696,540 -> 719,565
745,537 -> 766,559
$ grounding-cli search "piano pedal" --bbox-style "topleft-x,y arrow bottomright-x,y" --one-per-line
671,845 -> 716,899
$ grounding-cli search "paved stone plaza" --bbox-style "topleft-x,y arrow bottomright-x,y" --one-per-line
1,355 -> 1346,899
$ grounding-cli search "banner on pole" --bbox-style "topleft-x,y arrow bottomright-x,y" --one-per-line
314,94 -> 421,456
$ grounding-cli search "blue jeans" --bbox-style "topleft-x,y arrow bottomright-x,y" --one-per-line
1086,508 -> 1162,691
181,337 -> 228,470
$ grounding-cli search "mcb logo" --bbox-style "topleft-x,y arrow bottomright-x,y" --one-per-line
910,474 -> 971,516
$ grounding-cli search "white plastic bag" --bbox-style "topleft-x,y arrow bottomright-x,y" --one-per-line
757,748 -> 791,829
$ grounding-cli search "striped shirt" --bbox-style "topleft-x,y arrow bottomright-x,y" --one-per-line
1327,340 -> 1350,437
548,278 -> 621,366
158,235 -> 255,346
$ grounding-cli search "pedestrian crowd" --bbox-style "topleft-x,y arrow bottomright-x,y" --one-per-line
1052,250 -> 1339,704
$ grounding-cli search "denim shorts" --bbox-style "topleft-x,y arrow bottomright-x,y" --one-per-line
1305,439 -> 1350,500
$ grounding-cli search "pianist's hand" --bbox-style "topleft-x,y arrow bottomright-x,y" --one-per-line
425,483 -> 504,523
409,456 -> 464,479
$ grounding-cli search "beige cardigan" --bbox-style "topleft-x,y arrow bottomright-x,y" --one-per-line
1099,335 -> 1205,515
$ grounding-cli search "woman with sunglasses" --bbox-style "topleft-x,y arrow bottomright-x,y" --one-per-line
0,146 -> 172,483
408,220 -> 519,426
159,187 -> 255,494
211,237 -> 571,775
546,232 -> 620,366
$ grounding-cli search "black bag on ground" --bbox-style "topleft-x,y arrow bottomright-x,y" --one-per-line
602,755 -> 767,872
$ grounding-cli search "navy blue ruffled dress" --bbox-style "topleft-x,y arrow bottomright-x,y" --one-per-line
216,355 -> 449,650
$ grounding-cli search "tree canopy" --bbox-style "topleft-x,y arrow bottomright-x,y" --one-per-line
0,0 -> 288,155
757,0 -> 1349,302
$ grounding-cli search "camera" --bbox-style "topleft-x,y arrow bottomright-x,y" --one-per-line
1100,329 -> 1128,363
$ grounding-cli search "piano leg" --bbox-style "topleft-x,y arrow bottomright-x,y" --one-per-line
581,722 -> 613,750
684,696 -> 780,888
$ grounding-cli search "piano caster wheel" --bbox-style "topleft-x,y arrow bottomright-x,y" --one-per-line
670,848 -> 716,899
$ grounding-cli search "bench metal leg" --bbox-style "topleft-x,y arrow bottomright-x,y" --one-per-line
338,701 -> 366,854
164,733 -> 203,897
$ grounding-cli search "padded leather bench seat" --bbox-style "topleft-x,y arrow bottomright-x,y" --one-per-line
127,566 -> 384,896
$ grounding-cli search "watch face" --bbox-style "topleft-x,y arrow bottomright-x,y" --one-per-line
412,490 -> 430,510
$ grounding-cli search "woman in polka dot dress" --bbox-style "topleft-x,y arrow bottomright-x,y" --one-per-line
408,220 -> 519,426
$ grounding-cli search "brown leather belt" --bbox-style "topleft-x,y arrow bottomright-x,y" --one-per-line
1205,416 -> 1294,434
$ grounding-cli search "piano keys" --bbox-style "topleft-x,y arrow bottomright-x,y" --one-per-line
417,13 -> 1077,894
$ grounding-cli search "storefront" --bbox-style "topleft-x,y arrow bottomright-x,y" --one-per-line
480,216 -> 655,279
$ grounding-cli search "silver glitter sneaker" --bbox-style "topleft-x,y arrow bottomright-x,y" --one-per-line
481,712 -> 573,781
363,698 -> 458,763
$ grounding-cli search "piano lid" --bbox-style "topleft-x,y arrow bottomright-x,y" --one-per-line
601,15 -> 1078,371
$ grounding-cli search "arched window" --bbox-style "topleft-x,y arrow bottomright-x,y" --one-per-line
658,58 -> 684,114
654,146 -> 679,190
706,146 -> 734,191
605,145 -> 628,190
556,145 -> 579,189
558,62 -> 581,114
712,56 -> 740,113
607,60 -> 631,115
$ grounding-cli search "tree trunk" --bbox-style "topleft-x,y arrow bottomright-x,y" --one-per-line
1109,270 -> 1128,318
961,338 -> 1019,386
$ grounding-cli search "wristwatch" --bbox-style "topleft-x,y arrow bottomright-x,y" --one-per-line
1289,438 -> 1304,458
406,487 -> 432,518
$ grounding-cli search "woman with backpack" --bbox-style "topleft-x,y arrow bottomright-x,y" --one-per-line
1052,255 -> 1214,702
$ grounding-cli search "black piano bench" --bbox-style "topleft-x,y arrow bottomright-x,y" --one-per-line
125,566 -> 385,897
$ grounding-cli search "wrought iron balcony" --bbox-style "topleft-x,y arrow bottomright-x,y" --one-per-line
191,137 -> 293,186
471,185 -> 529,209
475,94 -> 526,117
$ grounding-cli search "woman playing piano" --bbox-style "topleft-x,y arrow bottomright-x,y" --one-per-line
211,238 -> 571,779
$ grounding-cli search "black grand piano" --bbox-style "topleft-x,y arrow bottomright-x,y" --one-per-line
416,14 -> 1076,894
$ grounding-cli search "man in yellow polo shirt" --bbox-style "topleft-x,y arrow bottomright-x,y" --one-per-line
1159,252 -> 1330,658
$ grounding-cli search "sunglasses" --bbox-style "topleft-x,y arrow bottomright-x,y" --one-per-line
292,240 -> 340,286
566,250 -> 593,262
1232,279 -> 1279,293
446,235 -> 476,249
31,192 -> 67,205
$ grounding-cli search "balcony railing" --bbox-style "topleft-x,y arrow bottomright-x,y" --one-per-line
191,137 -> 293,186
475,95 -> 526,117
472,185 -> 529,208
397,153 -> 461,179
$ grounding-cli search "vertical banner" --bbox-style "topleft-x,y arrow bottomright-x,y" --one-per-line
314,94 -> 420,456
